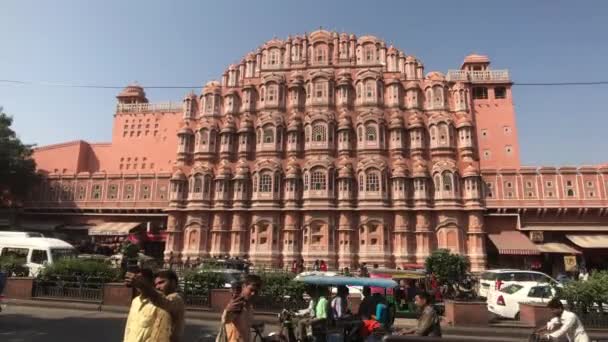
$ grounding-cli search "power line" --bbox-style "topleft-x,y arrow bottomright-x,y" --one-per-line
1,79 -> 608,89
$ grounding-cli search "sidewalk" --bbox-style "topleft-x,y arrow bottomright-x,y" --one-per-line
7,298 -> 608,340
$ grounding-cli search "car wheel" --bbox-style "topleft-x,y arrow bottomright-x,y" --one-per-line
514,312 -> 520,321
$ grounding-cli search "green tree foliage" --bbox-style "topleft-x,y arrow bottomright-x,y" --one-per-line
38,258 -> 121,282
0,255 -> 29,276
0,108 -> 38,207
560,271 -> 608,313
425,249 -> 471,285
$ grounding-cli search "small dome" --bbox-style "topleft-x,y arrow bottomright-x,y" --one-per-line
404,81 -> 421,90
171,169 -> 186,181
338,114 -> 352,130
463,164 -> 479,177
349,34 -> 356,40
117,83 -> 148,103
338,163 -> 354,178
388,45 -> 398,54
202,81 -> 222,95
426,71 -> 445,81
234,159 -> 250,178
463,54 -> 490,64
287,115 -> 301,132
405,55 -> 417,62
340,32 -> 348,40
286,159 -> 301,177
178,126 -> 193,135
183,91 -> 197,100
217,161 -> 232,177
412,160 -> 428,177
408,113 -> 424,128
389,112 -> 404,129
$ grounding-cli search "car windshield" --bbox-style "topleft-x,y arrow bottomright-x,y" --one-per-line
481,272 -> 498,281
51,248 -> 77,262
500,284 -> 524,294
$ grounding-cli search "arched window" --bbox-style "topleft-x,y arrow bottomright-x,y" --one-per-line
194,176 -> 202,193
365,81 -> 374,98
439,124 -> 449,145
433,87 -> 443,105
366,125 -> 377,141
357,83 -> 362,98
359,174 -> 364,191
434,175 -> 441,193
366,172 -> 380,192
358,127 -> 363,142
268,85 -> 276,102
311,170 -> 326,190
443,172 -> 453,191
312,122 -> 327,142
305,126 -> 311,142
259,173 -> 272,192
304,172 -> 309,191
201,129 -> 209,145
263,126 -> 274,143
203,175 -> 212,194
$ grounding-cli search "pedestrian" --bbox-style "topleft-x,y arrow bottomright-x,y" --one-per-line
127,269 -> 186,342
331,285 -> 350,319
291,259 -> 298,273
535,298 -> 590,342
123,268 -> 172,342
297,258 -> 305,273
313,260 -> 320,271
403,292 -> 442,337
222,274 -> 263,342
319,260 -> 328,272
578,268 -> 589,282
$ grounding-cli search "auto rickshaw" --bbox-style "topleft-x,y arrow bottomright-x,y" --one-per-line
292,274 -> 399,342
369,268 -> 431,318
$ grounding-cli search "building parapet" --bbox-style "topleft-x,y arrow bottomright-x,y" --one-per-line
116,102 -> 182,113
446,69 -> 510,83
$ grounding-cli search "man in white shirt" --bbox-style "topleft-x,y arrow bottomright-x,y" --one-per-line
538,298 -> 589,342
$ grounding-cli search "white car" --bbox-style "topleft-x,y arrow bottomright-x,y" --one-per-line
478,269 -> 559,298
487,283 -> 558,319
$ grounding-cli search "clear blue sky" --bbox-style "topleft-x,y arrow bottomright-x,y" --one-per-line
1,0 -> 607,166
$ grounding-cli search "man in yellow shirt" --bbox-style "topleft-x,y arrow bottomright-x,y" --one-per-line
128,269 -> 186,342
123,268 -> 172,342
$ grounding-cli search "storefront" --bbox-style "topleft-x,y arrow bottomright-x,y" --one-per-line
486,230 -> 542,269
566,234 -> 608,271
87,222 -> 166,259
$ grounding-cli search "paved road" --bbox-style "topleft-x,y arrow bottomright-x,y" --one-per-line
0,305 -> 561,342
0,305 -> 224,342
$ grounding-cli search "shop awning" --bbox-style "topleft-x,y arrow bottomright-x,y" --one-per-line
488,231 -> 540,255
522,226 -> 608,231
536,242 -> 581,254
18,221 -> 62,231
61,225 -> 93,231
567,235 -> 608,249
88,222 -> 142,236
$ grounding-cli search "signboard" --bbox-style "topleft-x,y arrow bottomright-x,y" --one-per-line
564,255 -> 577,272
530,231 -> 544,243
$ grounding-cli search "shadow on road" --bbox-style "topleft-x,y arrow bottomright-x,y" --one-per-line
0,313 -> 217,342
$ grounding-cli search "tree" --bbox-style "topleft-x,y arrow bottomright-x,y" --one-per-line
425,249 -> 471,286
0,107 -> 38,207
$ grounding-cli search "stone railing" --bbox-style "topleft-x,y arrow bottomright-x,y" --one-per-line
116,102 -> 182,113
446,69 -> 510,82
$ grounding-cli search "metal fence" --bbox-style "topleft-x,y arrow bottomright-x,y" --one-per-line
32,276 -> 104,303
577,311 -> 608,329
181,280 -> 211,307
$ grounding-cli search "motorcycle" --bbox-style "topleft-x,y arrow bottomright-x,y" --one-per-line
267,309 -> 297,342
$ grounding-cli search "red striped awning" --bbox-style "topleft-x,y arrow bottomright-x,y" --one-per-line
488,231 -> 540,255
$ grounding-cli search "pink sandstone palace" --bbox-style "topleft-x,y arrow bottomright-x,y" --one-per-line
22,30 -> 608,273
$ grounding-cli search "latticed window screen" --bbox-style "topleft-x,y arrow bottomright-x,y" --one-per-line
311,171 -> 326,190
366,125 -> 377,141
312,124 -> 327,142
263,128 -> 274,143
366,173 -> 380,192
443,173 -> 453,191
260,174 -> 272,192
194,177 -> 202,192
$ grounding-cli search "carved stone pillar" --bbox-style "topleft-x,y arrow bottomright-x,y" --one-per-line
415,211 -> 432,265
467,211 -> 487,272
282,211 -> 300,266
210,212 -> 229,257
393,211 -> 415,267
337,211 -> 356,270
229,212 -> 248,258
164,213 -> 184,262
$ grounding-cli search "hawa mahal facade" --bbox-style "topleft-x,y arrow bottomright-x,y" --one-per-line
23,31 -> 608,272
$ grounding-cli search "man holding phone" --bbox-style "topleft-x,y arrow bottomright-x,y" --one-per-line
123,268 -> 172,342
222,274 -> 262,342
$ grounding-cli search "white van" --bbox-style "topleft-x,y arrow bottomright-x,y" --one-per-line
0,237 -> 76,276
0,231 -> 44,238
